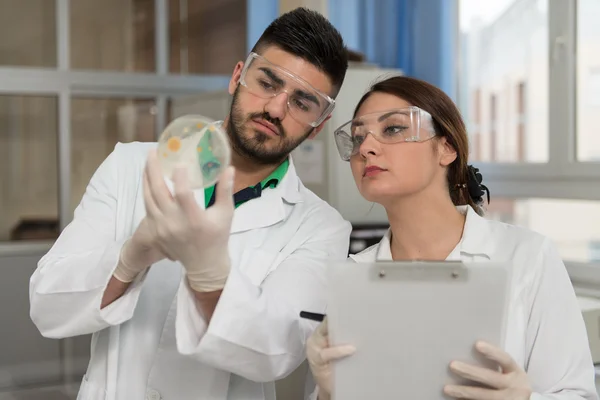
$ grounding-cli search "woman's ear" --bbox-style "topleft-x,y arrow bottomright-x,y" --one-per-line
437,137 -> 457,167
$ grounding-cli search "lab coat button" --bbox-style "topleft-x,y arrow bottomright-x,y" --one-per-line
146,388 -> 162,400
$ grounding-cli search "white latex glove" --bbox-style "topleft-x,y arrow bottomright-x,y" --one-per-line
112,218 -> 170,283
143,150 -> 235,292
306,318 -> 356,399
444,341 -> 532,400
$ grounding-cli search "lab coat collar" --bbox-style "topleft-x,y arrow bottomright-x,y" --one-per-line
458,205 -> 495,258
350,205 -> 495,262
276,157 -> 304,205
229,156 -> 304,234
162,157 -> 303,234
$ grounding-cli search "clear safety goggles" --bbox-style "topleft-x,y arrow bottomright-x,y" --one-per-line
239,52 -> 336,127
333,107 -> 436,161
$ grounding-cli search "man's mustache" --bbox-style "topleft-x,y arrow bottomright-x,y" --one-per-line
249,112 -> 285,137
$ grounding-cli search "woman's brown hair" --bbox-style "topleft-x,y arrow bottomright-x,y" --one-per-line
353,75 -> 485,213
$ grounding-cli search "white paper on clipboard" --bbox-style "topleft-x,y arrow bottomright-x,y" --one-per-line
327,261 -> 513,400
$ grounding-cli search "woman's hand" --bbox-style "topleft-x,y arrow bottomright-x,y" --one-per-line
306,318 -> 356,399
444,341 -> 532,400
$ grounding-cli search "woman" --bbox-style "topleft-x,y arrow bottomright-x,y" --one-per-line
307,76 -> 598,400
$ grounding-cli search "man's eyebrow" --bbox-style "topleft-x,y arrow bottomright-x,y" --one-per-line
294,89 -> 320,107
258,66 -> 321,106
259,67 -> 285,86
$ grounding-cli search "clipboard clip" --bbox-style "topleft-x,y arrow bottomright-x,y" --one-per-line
373,261 -> 468,282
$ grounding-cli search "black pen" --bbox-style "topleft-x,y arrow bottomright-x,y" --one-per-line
300,311 -> 326,322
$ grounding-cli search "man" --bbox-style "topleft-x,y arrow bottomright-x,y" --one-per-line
29,8 -> 350,400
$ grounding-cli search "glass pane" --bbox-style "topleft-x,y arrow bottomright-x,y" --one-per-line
71,98 -> 156,216
168,91 -> 231,123
576,0 -> 600,162
0,95 -> 58,242
70,0 -> 156,72
0,0 -> 56,67
169,0 -> 247,75
486,198 -> 600,262
458,0 -> 549,163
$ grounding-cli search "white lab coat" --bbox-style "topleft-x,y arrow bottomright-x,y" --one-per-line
348,205 -> 598,400
29,142 -> 351,400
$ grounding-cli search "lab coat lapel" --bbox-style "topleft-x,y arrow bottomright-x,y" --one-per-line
230,191 -> 286,233
458,205 -> 496,259
350,206 -> 496,262
230,158 -> 303,234
162,158 -> 303,234
375,229 -> 393,260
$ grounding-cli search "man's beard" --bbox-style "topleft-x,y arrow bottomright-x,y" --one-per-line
227,87 -> 314,165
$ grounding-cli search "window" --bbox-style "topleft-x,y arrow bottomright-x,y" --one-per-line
168,91 -> 231,123
471,89 -> 482,160
458,0 -> 600,274
70,0 -> 156,72
576,0 -> 600,162
516,81 -> 526,161
0,0 -> 56,68
168,0 -> 247,75
0,95 -> 58,241
486,198 -> 600,263
490,94 -> 497,161
459,0 -> 549,163
0,0 -> 233,242
70,98 -> 156,215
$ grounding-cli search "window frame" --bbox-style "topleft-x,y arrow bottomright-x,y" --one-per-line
0,0 -> 231,235
463,1 -> 600,183
457,0 -> 600,278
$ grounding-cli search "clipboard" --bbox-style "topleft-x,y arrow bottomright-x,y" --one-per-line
327,261 -> 512,400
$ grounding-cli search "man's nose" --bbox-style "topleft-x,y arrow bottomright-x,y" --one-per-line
264,92 -> 288,121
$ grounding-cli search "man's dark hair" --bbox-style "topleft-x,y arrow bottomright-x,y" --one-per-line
251,7 -> 348,97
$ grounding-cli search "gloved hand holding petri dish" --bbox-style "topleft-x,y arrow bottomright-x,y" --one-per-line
156,115 -> 231,189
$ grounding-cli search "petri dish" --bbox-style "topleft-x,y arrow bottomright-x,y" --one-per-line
157,115 -> 231,189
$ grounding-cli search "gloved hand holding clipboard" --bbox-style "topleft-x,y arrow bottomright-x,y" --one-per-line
304,260 -> 512,400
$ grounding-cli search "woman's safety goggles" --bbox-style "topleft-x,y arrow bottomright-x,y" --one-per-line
239,52 -> 336,127
333,107 -> 436,161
